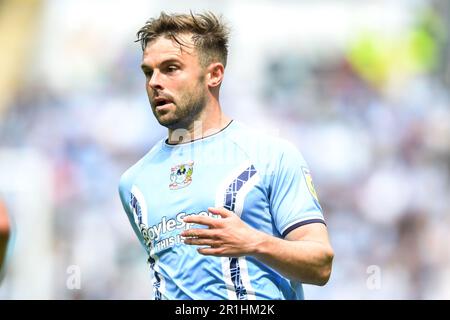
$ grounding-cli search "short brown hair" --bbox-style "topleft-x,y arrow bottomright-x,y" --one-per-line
136,11 -> 230,68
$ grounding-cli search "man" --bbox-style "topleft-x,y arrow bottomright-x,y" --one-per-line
0,199 -> 10,274
118,11 -> 334,300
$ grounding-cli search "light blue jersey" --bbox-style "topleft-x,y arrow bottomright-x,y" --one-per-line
118,120 -> 325,300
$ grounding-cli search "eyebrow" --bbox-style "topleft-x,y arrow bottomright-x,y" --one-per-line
141,58 -> 182,71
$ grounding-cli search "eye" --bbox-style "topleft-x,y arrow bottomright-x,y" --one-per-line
143,69 -> 153,78
166,65 -> 179,73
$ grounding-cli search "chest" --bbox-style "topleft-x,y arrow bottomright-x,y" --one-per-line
136,155 -> 265,222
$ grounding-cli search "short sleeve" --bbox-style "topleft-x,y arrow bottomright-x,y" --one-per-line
269,141 -> 325,238
118,175 -> 149,253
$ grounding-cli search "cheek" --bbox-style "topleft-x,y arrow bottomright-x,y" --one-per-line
171,73 -> 205,101
145,81 -> 153,94
173,82 -> 195,100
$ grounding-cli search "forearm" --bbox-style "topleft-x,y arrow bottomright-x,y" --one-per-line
251,231 -> 334,285
182,208 -> 334,285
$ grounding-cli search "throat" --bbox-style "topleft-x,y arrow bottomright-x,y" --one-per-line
167,118 -> 233,145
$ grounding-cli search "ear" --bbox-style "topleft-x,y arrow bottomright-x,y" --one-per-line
206,63 -> 225,88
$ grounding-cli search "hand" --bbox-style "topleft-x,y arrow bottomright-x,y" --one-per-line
181,207 -> 266,257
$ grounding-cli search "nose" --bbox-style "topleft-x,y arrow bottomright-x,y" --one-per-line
148,70 -> 163,90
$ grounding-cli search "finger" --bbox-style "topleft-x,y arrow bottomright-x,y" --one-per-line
183,238 -> 222,246
208,207 -> 233,218
197,247 -> 227,256
183,215 -> 218,228
181,228 -> 216,239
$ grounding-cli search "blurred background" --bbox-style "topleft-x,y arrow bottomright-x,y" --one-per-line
0,0 -> 449,299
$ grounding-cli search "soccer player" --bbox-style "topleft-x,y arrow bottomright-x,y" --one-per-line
118,11 -> 334,300
0,199 -> 10,274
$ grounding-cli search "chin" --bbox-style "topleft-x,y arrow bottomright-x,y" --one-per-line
156,116 -> 181,129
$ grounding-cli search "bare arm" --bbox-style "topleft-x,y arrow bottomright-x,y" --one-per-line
182,207 -> 334,286
252,223 -> 333,285
0,201 -> 10,272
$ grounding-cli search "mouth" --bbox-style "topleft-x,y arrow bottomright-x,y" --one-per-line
154,97 -> 173,110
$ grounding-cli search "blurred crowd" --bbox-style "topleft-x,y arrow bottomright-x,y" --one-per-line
0,0 -> 449,299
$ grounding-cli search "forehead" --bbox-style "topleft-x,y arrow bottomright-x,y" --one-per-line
142,34 -> 197,65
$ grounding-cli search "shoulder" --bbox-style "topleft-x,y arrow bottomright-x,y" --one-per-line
118,138 -> 165,191
228,121 -> 306,165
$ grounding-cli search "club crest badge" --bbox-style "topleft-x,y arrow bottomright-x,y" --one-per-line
169,161 -> 194,190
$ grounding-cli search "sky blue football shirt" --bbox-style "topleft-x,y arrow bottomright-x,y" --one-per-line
118,120 -> 325,300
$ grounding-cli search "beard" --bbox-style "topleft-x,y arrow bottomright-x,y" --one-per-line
151,82 -> 207,131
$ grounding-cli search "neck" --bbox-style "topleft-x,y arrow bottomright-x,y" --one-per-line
167,99 -> 231,145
